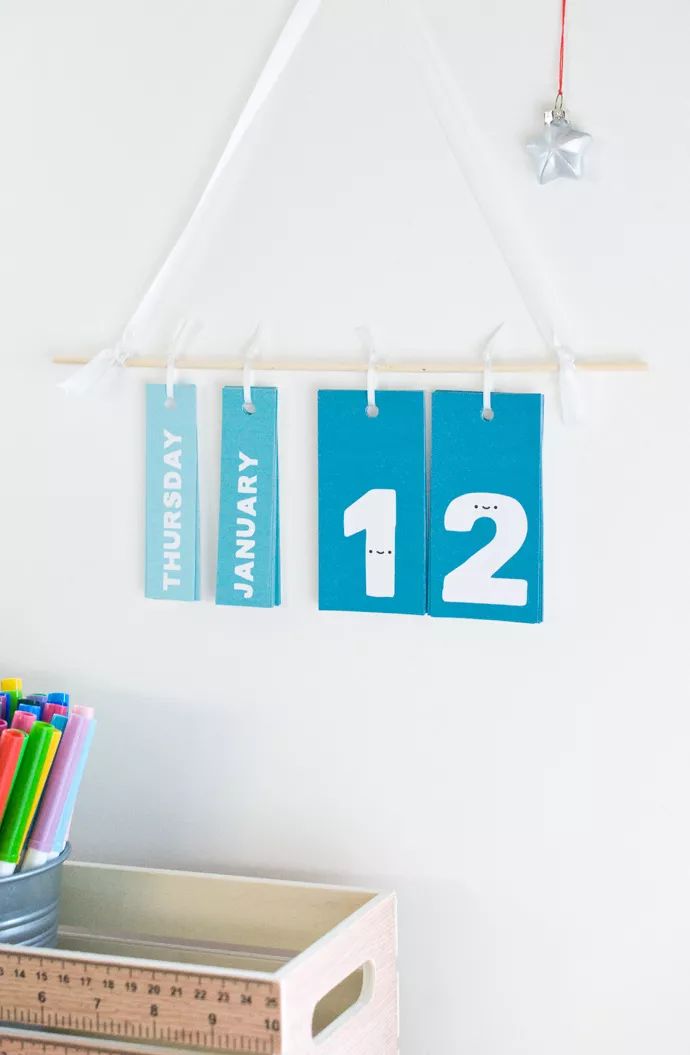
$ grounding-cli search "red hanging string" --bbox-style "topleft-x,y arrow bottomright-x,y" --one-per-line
557,0 -> 567,98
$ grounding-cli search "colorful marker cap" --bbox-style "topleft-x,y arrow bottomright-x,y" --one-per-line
72,706 -> 95,719
47,693 -> 69,706
1,681 -> 23,722
17,702 -> 42,721
11,712 -> 36,734
43,703 -> 68,724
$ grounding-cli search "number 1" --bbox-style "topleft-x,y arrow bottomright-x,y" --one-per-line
344,489 -> 396,597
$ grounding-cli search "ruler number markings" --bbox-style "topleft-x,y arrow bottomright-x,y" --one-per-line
0,951 -> 280,1053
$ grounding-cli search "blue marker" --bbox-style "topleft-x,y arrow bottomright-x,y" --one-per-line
17,702 -> 42,722
26,695 -> 48,719
47,693 -> 70,713
50,714 -> 68,733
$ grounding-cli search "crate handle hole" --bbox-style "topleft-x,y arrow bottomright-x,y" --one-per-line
311,961 -> 375,1042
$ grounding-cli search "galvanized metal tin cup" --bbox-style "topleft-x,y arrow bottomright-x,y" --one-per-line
0,844 -> 71,947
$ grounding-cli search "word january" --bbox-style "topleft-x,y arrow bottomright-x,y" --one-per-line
162,429 -> 183,592
234,451 -> 259,599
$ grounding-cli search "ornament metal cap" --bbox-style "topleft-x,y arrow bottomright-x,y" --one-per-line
545,92 -> 567,124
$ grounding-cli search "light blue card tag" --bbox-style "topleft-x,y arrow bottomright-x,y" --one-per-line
428,391 -> 544,623
145,384 -> 199,601
318,390 -> 427,615
216,387 -> 280,608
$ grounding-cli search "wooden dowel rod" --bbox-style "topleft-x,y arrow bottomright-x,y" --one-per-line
52,354 -> 648,374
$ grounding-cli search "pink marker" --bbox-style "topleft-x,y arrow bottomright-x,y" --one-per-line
0,720 -> 7,736
11,711 -> 36,734
22,714 -> 91,872
43,703 -> 68,725
73,706 -> 95,719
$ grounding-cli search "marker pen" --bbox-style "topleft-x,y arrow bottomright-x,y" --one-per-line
0,730 -> 26,826
47,692 -> 70,712
1,679 -> 23,722
72,706 -> 95,719
17,702 -> 42,722
26,694 -> 48,718
0,722 -> 57,875
28,727 -> 62,818
11,711 -> 36,734
24,715 -> 90,872
50,716 -> 96,859
43,703 -> 68,725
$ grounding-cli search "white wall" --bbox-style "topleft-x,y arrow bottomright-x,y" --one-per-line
1,1 -> 689,1051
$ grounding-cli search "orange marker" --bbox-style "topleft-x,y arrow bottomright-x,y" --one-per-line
0,729 -> 27,826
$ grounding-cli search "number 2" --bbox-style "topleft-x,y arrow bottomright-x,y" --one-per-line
344,488 -> 396,598
442,492 -> 528,606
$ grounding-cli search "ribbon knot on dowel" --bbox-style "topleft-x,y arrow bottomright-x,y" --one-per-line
59,342 -> 131,396
554,337 -> 584,425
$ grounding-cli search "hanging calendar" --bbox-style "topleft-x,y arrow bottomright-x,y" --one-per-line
317,387 -> 544,622
216,387 -> 281,609
428,391 -> 544,623
144,384 -> 200,602
317,390 -> 427,615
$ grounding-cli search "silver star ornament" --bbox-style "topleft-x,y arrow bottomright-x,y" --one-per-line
526,114 -> 591,185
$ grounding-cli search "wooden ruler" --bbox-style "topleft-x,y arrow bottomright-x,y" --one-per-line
0,1028 -> 165,1055
0,947 -> 281,1053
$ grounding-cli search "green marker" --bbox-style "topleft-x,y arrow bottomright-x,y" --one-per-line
1,678 -> 23,722
0,721 -> 56,876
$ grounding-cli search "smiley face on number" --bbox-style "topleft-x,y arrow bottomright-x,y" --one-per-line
344,489 -> 397,599
442,492 -> 529,607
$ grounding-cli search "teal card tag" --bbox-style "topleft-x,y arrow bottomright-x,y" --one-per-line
145,384 -> 199,601
216,387 -> 280,608
428,391 -> 543,622
318,390 -> 427,615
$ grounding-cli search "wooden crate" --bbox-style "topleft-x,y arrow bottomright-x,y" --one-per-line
0,860 -> 398,1055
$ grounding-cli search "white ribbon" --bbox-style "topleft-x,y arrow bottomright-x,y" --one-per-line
482,344 -> 492,420
366,358 -> 378,416
61,0 -> 322,394
554,338 -> 584,425
63,0 -> 590,427
164,318 -> 197,408
356,326 -> 379,416
241,324 -> 264,413
242,359 -> 254,411
165,347 -> 177,408
58,343 -> 131,396
480,323 -> 503,421
400,0 -> 584,424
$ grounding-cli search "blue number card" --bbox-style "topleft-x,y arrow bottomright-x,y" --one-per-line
145,384 -> 200,602
318,390 -> 427,615
216,387 -> 280,608
428,391 -> 543,623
